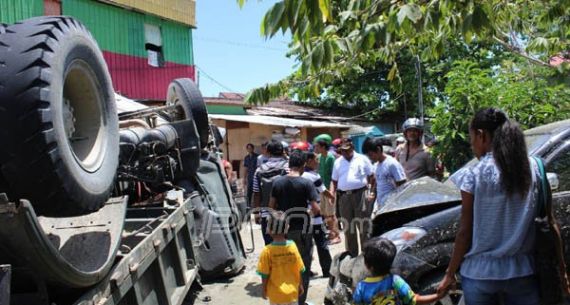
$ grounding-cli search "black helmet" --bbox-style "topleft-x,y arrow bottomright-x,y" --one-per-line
402,118 -> 423,132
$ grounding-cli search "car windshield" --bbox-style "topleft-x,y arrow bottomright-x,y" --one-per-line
453,121 -> 567,173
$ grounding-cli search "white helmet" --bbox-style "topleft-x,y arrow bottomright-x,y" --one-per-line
402,118 -> 423,132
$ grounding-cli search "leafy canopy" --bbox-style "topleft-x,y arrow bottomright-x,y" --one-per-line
430,59 -> 570,172
238,0 -> 570,104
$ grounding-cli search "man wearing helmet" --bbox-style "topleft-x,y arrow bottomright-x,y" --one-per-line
290,141 -> 310,152
396,118 -> 436,180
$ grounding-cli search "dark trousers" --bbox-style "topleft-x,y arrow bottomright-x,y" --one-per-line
260,216 -> 272,245
311,223 -> 332,276
246,186 -> 253,207
337,188 -> 371,256
287,230 -> 313,305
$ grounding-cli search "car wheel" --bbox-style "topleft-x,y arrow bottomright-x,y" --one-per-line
418,271 -> 464,305
0,16 -> 119,216
166,78 -> 210,149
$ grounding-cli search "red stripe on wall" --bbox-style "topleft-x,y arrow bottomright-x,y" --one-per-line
44,0 -> 62,15
102,51 -> 195,101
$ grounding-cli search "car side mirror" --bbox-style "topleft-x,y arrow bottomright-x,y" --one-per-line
547,172 -> 559,191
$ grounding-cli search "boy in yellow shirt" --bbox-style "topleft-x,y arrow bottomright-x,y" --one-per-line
257,212 -> 305,305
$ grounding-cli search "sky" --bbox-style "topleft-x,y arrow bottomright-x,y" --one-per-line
193,1 -> 296,98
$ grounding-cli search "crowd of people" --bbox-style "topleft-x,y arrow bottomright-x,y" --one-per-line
238,108 -> 568,305
238,117 -> 438,305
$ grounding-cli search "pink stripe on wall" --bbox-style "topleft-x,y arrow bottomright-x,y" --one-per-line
102,51 -> 196,101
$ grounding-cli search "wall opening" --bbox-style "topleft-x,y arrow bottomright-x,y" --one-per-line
144,24 -> 164,67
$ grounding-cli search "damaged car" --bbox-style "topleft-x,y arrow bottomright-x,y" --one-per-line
325,119 -> 570,305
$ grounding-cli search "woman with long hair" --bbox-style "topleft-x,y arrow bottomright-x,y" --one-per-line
437,108 -> 541,304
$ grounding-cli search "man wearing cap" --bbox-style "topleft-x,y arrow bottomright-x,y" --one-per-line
314,134 -> 341,244
330,138 -> 374,256
395,118 -> 435,180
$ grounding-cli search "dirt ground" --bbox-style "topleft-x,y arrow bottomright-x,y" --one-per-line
186,221 -> 347,305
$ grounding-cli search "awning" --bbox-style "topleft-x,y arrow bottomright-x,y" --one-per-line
344,125 -> 384,137
208,114 -> 351,129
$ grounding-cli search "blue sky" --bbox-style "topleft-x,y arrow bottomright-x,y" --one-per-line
193,1 -> 295,97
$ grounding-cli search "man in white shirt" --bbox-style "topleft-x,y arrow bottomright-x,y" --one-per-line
362,137 -> 407,213
330,139 -> 374,256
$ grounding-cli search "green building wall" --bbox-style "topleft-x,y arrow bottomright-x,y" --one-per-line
63,0 -> 193,65
0,1 -> 43,24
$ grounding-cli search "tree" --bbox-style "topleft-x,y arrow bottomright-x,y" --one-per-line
430,59 -> 570,172
238,0 -> 570,104
289,39 -> 514,120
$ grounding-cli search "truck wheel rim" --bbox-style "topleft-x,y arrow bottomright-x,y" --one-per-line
63,60 -> 106,173
166,94 -> 186,121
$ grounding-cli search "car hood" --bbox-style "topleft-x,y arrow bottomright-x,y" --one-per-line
371,176 -> 462,236
376,176 -> 461,215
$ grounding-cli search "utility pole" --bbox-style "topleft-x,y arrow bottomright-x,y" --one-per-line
415,55 -> 424,125
415,55 -> 425,142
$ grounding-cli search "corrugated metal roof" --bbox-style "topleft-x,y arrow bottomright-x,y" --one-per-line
219,92 -> 245,99
204,97 -> 249,106
344,125 -> 384,136
208,114 -> 351,129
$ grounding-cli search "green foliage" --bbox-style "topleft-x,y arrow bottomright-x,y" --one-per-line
282,39 -> 512,120
238,0 -> 570,104
237,0 -> 570,174
430,60 -> 570,172
430,61 -> 494,172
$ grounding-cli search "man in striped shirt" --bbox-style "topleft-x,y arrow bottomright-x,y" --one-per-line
252,140 -> 289,245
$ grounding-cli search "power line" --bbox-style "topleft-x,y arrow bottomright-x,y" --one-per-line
195,65 -> 236,93
194,36 -> 288,52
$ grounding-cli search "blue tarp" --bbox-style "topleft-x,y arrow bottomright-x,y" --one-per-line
348,126 -> 384,153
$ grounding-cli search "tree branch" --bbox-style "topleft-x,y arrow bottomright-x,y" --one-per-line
492,36 -> 553,68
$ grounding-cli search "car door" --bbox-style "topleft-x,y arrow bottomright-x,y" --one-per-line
544,137 -> 570,268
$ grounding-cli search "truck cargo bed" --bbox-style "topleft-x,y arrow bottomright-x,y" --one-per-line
0,193 -> 201,305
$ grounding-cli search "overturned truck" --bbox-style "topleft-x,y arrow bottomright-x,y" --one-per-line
0,16 -> 245,305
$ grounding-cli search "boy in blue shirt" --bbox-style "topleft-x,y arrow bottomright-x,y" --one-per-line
353,238 -> 446,305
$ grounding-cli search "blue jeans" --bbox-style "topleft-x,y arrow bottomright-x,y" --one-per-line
462,275 -> 540,305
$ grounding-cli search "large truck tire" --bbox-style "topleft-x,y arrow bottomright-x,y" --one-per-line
0,24 -> 7,193
166,78 -> 210,148
0,16 -> 119,216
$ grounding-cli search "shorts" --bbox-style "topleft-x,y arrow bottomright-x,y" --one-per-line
320,193 -> 335,217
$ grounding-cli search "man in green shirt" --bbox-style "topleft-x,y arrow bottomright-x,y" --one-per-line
314,134 -> 341,244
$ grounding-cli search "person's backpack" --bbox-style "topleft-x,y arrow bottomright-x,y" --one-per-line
257,159 -> 288,208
